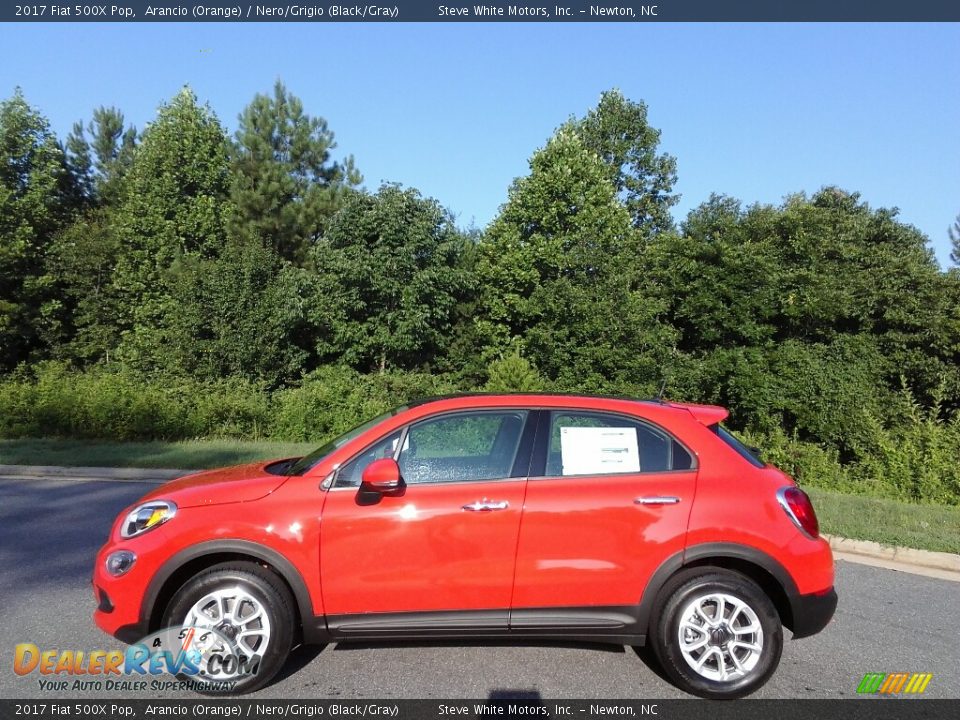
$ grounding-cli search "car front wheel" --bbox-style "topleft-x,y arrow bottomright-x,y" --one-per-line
651,568 -> 783,699
162,561 -> 295,695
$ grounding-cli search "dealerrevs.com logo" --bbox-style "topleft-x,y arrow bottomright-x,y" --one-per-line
14,626 -> 259,693
857,672 -> 934,695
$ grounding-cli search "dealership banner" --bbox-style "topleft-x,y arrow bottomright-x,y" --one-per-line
3,1 -> 960,22
1,700 -> 958,720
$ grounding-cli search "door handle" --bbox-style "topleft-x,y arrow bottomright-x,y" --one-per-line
634,496 -> 681,506
462,500 -> 509,512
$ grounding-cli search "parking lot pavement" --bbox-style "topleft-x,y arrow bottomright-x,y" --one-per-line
1,473 -> 957,699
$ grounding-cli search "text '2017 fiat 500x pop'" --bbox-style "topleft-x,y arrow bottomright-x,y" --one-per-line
94,394 -> 836,698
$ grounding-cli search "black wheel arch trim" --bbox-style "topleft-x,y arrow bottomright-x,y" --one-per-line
636,541 -> 823,637
683,541 -> 801,597
135,539 -> 326,645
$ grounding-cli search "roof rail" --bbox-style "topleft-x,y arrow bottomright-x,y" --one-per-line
408,392 -> 668,407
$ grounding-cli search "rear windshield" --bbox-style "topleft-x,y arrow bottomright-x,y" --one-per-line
710,424 -> 765,468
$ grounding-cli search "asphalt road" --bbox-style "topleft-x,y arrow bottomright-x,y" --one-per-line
1,474 -> 957,700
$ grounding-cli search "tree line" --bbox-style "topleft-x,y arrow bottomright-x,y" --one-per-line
2,83 -> 959,503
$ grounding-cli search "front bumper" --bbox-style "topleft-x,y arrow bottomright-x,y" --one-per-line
93,557 -> 149,642
788,586 -> 838,639
92,533 -> 168,644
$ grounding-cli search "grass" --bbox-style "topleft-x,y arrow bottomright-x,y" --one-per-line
1,437 -> 957,554
807,487 -> 960,555
0,438 -> 315,470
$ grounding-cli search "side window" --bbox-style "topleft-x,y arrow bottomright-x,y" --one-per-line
546,412 -> 694,476
335,430 -> 403,488
398,411 -> 528,484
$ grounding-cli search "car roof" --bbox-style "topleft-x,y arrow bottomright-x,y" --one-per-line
406,393 -> 728,426
408,392 -> 664,407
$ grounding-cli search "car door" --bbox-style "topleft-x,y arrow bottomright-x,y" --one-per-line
319,408 -> 534,633
510,409 -> 697,632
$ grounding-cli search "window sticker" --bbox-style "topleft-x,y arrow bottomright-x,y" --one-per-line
560,427 -> 640,475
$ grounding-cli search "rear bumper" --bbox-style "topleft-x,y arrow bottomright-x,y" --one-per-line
789,586 -> 837,639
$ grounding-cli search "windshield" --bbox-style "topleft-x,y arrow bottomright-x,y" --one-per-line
710,424 -> 766,468
287,406 -> 408,476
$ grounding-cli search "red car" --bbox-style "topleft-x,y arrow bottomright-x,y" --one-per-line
93,394 -> 836,698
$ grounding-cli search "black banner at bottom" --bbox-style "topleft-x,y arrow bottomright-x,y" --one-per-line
0,700 -> 957,720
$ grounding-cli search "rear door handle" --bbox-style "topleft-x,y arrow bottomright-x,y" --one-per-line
462,500 -> 509,512
634,496 -> 681,506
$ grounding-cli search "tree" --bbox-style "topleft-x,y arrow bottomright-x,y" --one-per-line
644,194 -> 783,352
570,90 -> 679,235
476,129 -> 675,391
44,213 -> 123,364
646,188 -> 960,447
111,88 -> 233,370
64,107 -> 137,207
166,237 -> 311,386
950,211 -> 960,265
47,108 -> 137,364
483,352 -> 546,393
0,89 -> 74,369
310,184 -> 469,373
231,81 -> 361,264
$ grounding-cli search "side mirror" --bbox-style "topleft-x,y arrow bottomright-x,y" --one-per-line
360,457 -> 402,493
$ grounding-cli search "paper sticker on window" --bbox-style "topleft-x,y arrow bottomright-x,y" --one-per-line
559,427 -> 640,475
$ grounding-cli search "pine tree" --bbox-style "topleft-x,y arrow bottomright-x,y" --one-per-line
63,107 -> 137,206
231,81 -> 361,264
950,212 -> 960,265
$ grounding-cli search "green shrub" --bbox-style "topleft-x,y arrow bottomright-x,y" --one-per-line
185,379 -> 271,439
741,385 -> 960,506
0,363 -> 268,441
848,387 -> 960,505
268,366 -> 461,442
483,353 -> 546,393
738,426 -> 854,493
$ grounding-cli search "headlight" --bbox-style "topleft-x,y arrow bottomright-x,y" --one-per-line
120,500 -> 177,538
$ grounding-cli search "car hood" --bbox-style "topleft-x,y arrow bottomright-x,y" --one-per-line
138,461 -> 289,509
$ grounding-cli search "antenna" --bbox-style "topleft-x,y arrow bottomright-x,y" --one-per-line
656,377 -> 668,401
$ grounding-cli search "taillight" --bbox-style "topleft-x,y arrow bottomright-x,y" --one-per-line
777,486 -> 820,538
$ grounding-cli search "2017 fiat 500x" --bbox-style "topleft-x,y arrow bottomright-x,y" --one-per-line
93,394 -> 836,698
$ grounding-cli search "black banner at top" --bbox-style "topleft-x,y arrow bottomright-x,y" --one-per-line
2,1 -> 960,23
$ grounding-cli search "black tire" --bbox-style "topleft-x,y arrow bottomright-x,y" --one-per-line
161,561 -> 295,695
650,568 -> 783,699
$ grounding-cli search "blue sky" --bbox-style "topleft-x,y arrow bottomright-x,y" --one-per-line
2,22 -> 958,264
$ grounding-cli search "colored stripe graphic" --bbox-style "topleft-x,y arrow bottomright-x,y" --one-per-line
857,673 -> 885,693
858,672 -> 932,694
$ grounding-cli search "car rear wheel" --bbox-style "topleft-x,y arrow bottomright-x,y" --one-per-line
651,568 -> 783,699
162,561 -> 295,695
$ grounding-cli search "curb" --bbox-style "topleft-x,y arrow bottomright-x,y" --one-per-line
822,533 -> 960,575
0,464 -> 189,482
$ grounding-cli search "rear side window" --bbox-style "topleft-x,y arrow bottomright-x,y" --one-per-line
711,425 -> 765,468
545,411 -> 694,476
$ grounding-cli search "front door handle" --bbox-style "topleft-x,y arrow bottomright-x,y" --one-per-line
634,496 -> 681,506
462,500 -> 509,512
